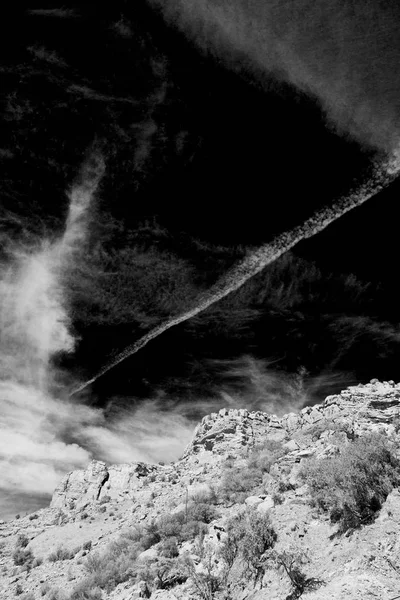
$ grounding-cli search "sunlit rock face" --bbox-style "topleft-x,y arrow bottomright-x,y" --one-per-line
50,460 -> 158,510
49,380 -> 400,513
183,379 -> 400,457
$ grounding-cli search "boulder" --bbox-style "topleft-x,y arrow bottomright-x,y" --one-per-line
257,496 -> 275,514
245,496 -> 264,508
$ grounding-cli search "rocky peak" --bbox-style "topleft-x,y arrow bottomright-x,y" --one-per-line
183,379 -> 400,457
50,380 -> 400,513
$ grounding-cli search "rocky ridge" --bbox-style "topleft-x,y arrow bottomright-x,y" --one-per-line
2,380 -> 400,599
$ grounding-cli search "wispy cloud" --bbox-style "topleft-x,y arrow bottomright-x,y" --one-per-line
27,9 -> 78,18
0,384 -> 197,520
155,0 -> 400,152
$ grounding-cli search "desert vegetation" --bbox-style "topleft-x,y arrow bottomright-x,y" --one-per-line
48,546 -> 79,562
218,439 -> 288,504
12,535 -> 35,570
300,433 -> 400,532
5,390 -> 400,599
268,549 -> 324,599
220,507 -> 278,586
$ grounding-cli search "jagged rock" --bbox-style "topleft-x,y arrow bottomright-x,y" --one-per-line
50,461 -> 159,510
50,460 -> 109,510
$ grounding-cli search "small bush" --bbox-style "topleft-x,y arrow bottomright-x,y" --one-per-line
126,521 -> 161,550
218,466 -> 263,504
219,440 -> 287,504
46,589 -> 67,600
13,548 -> 34,567
300,433 -> 400,532
157,513 -> 184,539
180,520 -> 208,542
85,552 -> 105,574
28,514 -> 39,521
158,508 -> 210,543
160,537 -> 179,558
272,492 -> 284,505
247,439 -> 288,473
188,502 -> 219,524
48,546 -> 76,562
79,538 -> 141,594
16,535 -> 29,549
99,495 -> 111,505
83,541 -> 92,551
69,580 -> 103,600
221,508 -> 277,584
267,549 -> 324,598
190,485 -> 218,505
40,582 -> 51,596
134,556 -> 186,591
277,480 -> 294,493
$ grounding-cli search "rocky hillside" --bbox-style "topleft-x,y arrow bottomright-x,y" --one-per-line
2,380 -> 400,600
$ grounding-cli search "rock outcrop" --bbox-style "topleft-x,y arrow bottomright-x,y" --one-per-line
186,379 -> 400,458
51,460 -> 158,510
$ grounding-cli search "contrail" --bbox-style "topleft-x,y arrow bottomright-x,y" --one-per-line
70,153 -> 400,396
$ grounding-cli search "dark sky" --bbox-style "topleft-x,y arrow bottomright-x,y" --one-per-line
1,1 -> 400,400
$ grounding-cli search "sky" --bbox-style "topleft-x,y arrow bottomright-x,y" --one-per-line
1,1 -> 400,520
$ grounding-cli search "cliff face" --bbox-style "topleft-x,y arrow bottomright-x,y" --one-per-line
2,380 -> 400,600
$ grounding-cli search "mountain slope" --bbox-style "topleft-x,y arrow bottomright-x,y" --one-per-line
2,380 -> 400,599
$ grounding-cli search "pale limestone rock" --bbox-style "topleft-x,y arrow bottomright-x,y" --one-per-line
257,496 -> 275,514
295,484 -> 308,497
244,496 -> 263,507
50,460 -> 109,510
104,463 -> 154,500
282,412 -> 301,432
50,460 -> 158,510
137,547 -> 158,562
283,439 -> 299,452
150,592 -> 179,600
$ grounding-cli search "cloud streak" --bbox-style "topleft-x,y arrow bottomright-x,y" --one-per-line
72,154 -> 399,394
0,149 -> 107,518
149,0 -> 400,153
